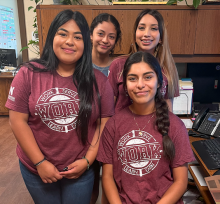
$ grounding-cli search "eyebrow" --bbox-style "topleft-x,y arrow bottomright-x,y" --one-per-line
138,23 -> 158,26
57,28 -> 82,34
127,71 -> 155,77
97,29 -> 116,35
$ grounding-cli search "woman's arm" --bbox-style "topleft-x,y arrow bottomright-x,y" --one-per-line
9,110 -> 63,183
102,163 -> 122,204
60,117 -> 110,179
165,99 -> 173,112
157,163 -> 188,204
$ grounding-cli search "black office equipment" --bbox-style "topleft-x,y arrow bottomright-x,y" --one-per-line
192,108 -> 220,137
194,104 -> 219,114
0,49 -> 17,67
188,130 -> 210,139
187,63 -> 220,103
213,169 -> 220,176
192,138 -> 220,170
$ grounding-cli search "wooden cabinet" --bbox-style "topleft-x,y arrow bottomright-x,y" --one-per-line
0,75 -> 13,115
195,10 -> 220,54
160,10 -> 197,55
36,5 -> 220,62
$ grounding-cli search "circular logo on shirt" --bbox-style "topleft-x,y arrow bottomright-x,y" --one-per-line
35,88 -> 79,133
117,130 -> 162,177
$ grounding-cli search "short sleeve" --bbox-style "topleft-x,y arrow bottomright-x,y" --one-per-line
108,59 -> 120,97
100,80 -> 115,118
171,123 -> 195,168
5,67 -> 31,114
97,117 -> 115,164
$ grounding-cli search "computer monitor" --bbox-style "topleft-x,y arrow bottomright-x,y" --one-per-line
0,48 -> 17,67
187,63 -> 220,103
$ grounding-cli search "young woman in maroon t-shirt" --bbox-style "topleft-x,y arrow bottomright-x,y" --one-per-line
6,10 -> 114,204
97,52 -> 195,204
90,13 -> 121,77
108,9 -> 179,113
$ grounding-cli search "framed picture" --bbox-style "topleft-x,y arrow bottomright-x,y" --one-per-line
112,0 -> 168,4
203,0 -> 220,4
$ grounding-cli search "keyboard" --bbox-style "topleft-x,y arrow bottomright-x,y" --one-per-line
192,137 -> 220,170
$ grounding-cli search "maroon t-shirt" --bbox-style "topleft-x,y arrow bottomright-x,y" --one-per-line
97,107 -> 195,204
108,57 -> 179,113
5,66 -> 114,174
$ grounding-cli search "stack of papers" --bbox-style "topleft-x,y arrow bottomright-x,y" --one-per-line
179,80 -> 193,90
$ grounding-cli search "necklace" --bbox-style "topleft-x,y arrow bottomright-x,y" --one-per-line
57,69 -> 64,77
57,70 -> 73,77
131,109 -> 155,136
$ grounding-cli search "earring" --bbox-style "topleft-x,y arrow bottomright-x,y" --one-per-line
125,89 -> 128,97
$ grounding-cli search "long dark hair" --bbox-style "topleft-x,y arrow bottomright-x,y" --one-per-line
90,13 -> 121,54
20,10 -> 100,145
123,51 -> 175,161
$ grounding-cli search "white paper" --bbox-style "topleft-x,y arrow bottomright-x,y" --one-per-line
190,166 -> 207,186
181,119 -> 193,128
173,90 -> 193,115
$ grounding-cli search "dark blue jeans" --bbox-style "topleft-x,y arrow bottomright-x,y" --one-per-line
19,160 -> 95,204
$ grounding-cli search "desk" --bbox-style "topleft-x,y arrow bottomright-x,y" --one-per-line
189,136 -> 217,204
0,73 -> 14,115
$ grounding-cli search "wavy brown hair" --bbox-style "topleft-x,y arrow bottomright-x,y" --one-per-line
123,51 -> 175,161
130,9 -> 179,99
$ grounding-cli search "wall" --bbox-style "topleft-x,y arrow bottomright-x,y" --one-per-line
0,0 -> 22,65
23,0 -> 53,60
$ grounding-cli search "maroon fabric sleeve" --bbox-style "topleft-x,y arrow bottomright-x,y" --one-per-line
108,59 -> 120,97
100,79 -> 115,118
170,117 -> 196,168
97,117 -> 115,164
5,67 -> 31,114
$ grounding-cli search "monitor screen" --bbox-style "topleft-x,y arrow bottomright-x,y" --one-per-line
0,48 -> 16,67
0,6 -> 17,57
187,63 -> 220,103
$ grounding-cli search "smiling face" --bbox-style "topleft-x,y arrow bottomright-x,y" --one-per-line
135,14 -> 161,55
126,61 -> 159,109
53,19 -> 84,68
90,21 -> 117,55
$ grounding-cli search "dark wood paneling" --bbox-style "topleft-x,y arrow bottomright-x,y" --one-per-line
160,10 -> 197,55
36,5 -> 220,62
195,10 -> 220,54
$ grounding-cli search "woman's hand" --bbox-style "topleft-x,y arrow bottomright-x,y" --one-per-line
36,160 -> 63,183
59,159 -> 88,179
